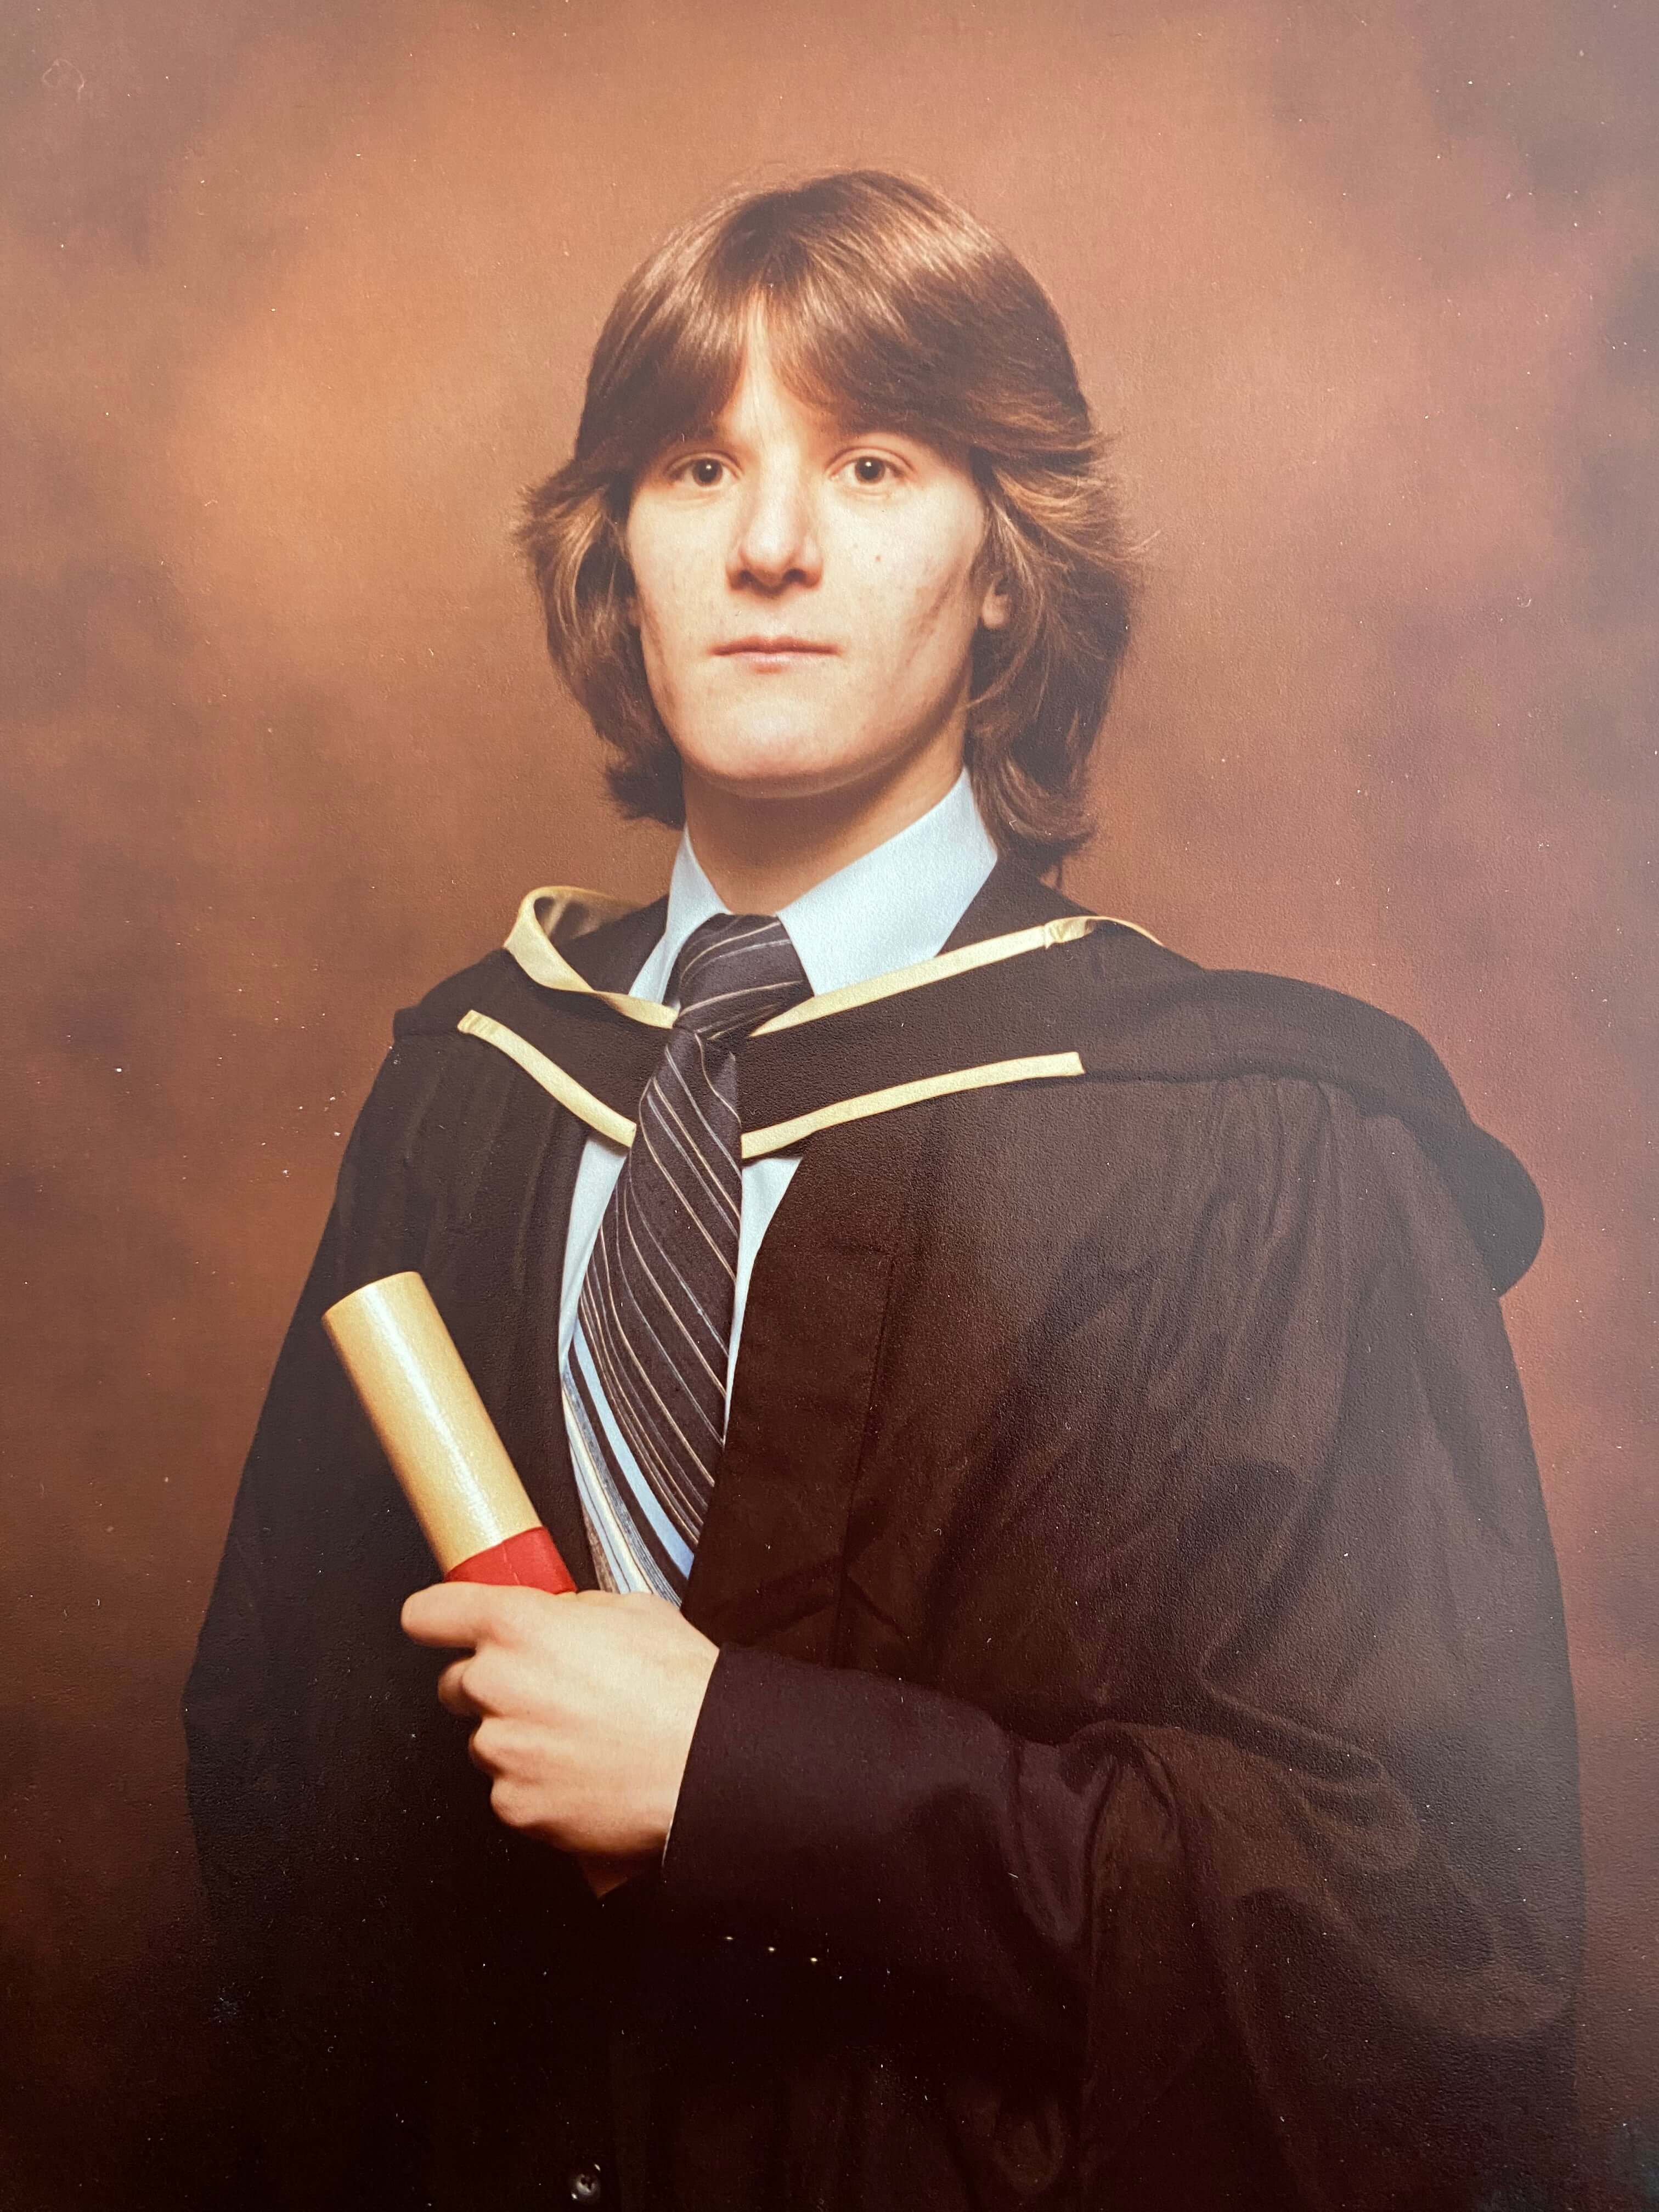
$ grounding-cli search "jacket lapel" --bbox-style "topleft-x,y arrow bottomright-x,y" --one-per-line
685,858 -> 1079,1655
487,895 -> 668,1592
491,859 -> 1073,1626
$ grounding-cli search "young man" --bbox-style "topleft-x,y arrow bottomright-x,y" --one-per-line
184,172 -> 1583,2210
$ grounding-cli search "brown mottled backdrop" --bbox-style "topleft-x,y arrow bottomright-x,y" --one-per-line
2,2 -> 1653,2204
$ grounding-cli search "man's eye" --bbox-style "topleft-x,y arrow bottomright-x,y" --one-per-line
682,457 -> 725,487
849,455 -> 893,485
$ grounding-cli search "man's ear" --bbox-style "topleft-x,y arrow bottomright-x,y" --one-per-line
978,576 -> 1012,631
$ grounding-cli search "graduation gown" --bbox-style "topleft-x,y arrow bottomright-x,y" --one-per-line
183,857 -> 1583,2210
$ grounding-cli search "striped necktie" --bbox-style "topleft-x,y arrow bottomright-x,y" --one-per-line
561,912 -> 812,1603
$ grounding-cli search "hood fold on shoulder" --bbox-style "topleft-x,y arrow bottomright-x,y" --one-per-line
393,881 -> 1543,1295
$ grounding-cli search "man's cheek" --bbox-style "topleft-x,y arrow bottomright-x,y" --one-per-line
905,553 -> 976,633
636,623 -> 687,729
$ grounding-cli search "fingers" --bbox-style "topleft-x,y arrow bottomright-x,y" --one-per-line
467,1715 -> 514,1778
419,1584 -> 590,1726
466,1719 -> 541,1835
436,1649 -> 526,1719
436,1657 -> 477,1716
400,1581 -> 493,1650
400,1579 -> 560,1650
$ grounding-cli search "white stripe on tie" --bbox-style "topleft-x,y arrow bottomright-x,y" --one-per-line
564,909 -> 811,1604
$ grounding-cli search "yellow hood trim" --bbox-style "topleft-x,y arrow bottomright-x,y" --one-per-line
458,1008 -> 1086,1159
502,883 -> 1159,1032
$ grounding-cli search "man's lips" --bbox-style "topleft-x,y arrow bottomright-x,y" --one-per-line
712,636 -> 837,656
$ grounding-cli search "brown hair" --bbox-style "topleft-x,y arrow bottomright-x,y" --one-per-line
517,170 -> 1136,875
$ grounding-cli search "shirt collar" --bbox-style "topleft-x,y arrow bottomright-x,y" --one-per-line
633,769 -> 1000,1003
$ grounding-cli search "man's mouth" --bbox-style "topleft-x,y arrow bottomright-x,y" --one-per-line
713,636 -> 837,657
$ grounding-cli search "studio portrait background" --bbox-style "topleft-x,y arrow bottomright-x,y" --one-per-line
3,2 -> 1654,2204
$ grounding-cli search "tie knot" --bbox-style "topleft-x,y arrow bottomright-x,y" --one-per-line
670,912 -> 812,1042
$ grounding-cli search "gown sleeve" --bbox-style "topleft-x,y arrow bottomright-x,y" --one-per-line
180,1040 -> 436,1967
659,1075 -> 1584,2209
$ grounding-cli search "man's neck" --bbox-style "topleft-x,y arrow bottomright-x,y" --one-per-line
680,746 -> 968,915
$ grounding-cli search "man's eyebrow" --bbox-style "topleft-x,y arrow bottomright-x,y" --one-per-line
648,410 -> 938,458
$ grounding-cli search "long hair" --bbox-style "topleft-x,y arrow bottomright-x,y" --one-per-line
517,170 -> 1137,874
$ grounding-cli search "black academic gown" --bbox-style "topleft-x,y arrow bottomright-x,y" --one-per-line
183,859 -> 1583,2211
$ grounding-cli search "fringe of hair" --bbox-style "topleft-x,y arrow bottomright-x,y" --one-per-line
516,171 -> 1139,877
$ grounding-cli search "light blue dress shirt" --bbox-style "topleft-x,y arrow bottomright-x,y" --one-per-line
556,770 -> 1000,1414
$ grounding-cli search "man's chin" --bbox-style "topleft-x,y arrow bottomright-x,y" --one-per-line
676,736 -> 871,809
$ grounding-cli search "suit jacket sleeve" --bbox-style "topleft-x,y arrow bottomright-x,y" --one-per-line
659,1076 -> 1583,2209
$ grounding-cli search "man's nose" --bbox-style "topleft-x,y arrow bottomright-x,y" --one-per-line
729,466 -> 822,591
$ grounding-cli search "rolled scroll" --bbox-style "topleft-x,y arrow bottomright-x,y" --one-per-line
322,1271 -> 575,1595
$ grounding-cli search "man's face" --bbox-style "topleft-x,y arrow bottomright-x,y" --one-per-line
623,325 -> 1007,811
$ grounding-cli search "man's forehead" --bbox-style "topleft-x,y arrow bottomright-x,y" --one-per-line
667,374 -> 944,456
683,365 -> 863,439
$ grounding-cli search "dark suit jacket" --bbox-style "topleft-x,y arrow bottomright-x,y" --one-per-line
184,859 -> 1582,2210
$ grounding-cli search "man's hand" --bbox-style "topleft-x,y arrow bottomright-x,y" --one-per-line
400,1583 -> 719,1866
